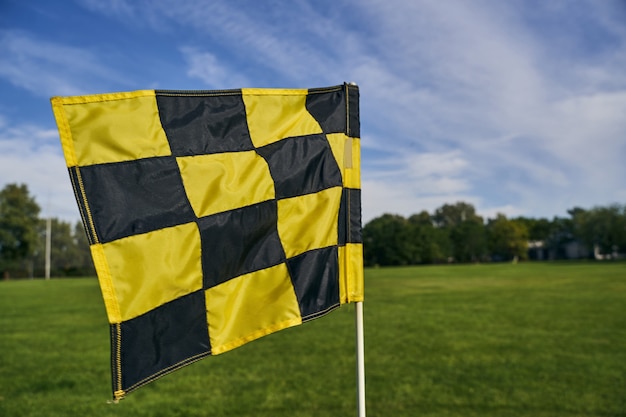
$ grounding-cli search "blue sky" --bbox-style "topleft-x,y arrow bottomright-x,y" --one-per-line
1,0 -> 625,223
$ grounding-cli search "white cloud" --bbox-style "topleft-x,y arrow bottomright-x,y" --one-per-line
180,47 -> 250,89
478,204 -> 527,222
361,179 -> 480,223
0,119 -> 78,221
9,0 -> 625,223
361,149 -> 477,221
353,0 -> 626,219
79,0 -> 356,86
403,151 -> 469,181
154,1 -> 344,84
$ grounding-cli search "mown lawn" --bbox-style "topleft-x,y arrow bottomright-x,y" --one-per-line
0,262 -> 624,416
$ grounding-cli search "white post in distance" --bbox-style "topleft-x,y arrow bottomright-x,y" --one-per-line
45,217 -> 51,280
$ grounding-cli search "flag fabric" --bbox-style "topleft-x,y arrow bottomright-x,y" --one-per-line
51,83 -> 363,401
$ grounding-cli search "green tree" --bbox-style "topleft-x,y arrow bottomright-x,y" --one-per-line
32,219 -> 96,277
544,215 -> 577,259
487,214 -> 529,261
0,184 -> 41,278
73,221 -> 96,275
571,205 -> 626,256
363,214 -> 413,266
433,201 -> 481,228
407,211 -> 451,263
513,216 -> 553,241
450,220 -> 487,262
433,202 -> 485,263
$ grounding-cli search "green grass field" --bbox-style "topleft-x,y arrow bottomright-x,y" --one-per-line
1,262 -> 625,416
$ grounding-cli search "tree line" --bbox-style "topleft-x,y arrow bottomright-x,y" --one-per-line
0,183 -> 94,279
2,183 -> 625,277
363,201 -> 626,267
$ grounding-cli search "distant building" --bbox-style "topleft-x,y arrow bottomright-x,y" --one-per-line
527,239 -> 591,260
527,240 -> 547,260
594,244 -> 624,260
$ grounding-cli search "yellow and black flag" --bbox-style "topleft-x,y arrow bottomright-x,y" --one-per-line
51,83 -> 363,400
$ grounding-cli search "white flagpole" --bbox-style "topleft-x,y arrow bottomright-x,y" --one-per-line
355,301 -> 366,416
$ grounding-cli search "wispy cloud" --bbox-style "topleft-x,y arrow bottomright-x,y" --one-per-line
76,0 -> 135,18
152,0 -> 345,84
0,117 -> 77,220
2,0 -> 625,223
82,0 -> 626,222
79,0 -> 355,86
180,47 -> 250,89
354,0 -> 626,218
0,31 -> 129,97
